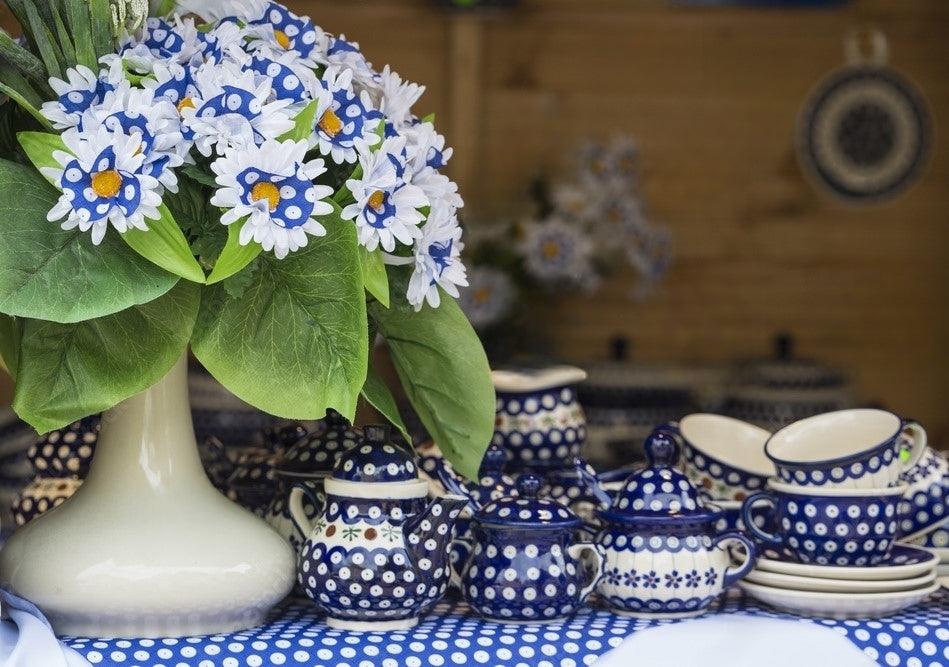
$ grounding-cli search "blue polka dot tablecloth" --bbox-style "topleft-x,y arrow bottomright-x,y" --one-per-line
64,590 -> 948,667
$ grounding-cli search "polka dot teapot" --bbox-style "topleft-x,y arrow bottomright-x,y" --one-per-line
592,428 -> 758,618
288,424 -> 468,631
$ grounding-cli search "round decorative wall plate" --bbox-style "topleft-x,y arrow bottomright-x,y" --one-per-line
797,35 -> 932,204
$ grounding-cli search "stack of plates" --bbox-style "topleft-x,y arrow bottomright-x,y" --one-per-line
900,518 -> 949,587
739,545 -> 940,619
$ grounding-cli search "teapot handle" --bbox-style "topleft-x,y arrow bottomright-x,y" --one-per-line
289,483 -> 322,538
711,531 -> 757,589
567,542 -> 605,602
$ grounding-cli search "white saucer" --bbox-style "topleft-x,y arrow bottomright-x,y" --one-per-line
756,545 -> 938,581
739,580 -> 940,619
745,568 -> 936,594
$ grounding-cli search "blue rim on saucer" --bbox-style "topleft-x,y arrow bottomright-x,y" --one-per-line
760,543 -> 937,572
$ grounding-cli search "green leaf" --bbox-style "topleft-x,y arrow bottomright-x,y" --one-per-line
0,313 -> 21,379
206,220 -> 262,284
64,0 -> 96,69
23,1 -> 64,79
359,245 -> 389,307
361,363 -> 410,443
278,100 -> 317,142
0,80 -> 52,130
369,268 -> 494,481
421,112 -> 435,124
0,59 -> 43,107
12,281 -> 200,433
88,0 -> 113,60
181,164 -> 219,188
0,30 -> 48,86
121,204 -> 206,284
151,0 -> 177,17
0,158 -> 179,323
192,213 -> 368,422
18,130 -> 67,174
50,3 -> 76,68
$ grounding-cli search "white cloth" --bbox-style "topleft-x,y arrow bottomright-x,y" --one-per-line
594,614 -> 877,667
0,588 -> 91,667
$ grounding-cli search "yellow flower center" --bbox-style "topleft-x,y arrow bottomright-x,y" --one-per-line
251,181 -> 281,212
542,241 -> 561,259
177,97 -> 196,113
318,108 -> 343,138
368,190 -> 386,212
274,29 -> 291,50
91,170 -> 123,198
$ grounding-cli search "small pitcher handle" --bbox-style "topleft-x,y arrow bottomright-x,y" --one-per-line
567,542 -> 605,602
289,483 -> 322,538
740,493 -> 782,547
899,420 -> 927,470
711,531 -> 757,589
450,537 -> 473,589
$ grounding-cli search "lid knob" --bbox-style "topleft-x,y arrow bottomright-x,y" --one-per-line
479,444 -> 507,476
516,474 -> 542,499
644,428 -> 679,468
363,424 -> 391,445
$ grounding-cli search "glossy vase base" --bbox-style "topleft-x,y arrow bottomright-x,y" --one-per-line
326,617 -> 419,631
0,355 -> 296,638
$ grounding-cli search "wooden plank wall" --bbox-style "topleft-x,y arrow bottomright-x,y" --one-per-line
0,1 -> 945,441
299,0 -> 949,440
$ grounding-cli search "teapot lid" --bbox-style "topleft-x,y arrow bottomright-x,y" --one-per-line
606,429 -> 718,522
276,410 -> 361,476
476,474 -> 581,529
332,424 -> 420,484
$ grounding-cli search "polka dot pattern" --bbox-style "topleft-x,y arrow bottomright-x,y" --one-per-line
493,388 -> 587,472
774,437 -> 904,489
63,589 -> 948,667
332,442 -> 418,484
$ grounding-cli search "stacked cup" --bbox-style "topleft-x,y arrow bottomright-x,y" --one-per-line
742,409 -> 926,567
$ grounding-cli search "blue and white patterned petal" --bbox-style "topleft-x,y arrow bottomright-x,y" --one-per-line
310,66 -> 381,165
40,64 -> 122,130
245,0 -> 326,65
407,201 -> 467,311
247,48 -> 316,106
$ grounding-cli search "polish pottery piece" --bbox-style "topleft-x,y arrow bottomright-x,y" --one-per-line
765,409 -> 927,490
492,366 -> 588,472
291,425 -> 467,631
741,480 -> 906,566
426,443 -> 518,514
11,478 -> 83,526
596,430 -> 756,618
26,416 -> 99,478
458,474 -> 605,622
265,410 -> 362,550
897,447 -> 948,540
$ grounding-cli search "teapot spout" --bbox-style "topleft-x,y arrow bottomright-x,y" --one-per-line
574,457 -> 613,511
403,495 -> 469,569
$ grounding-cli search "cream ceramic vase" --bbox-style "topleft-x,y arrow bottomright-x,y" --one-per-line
0,355 -> 296,637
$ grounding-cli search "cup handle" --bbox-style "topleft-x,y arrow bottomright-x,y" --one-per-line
740,492 -> 782,547
711,532 -> 757,589
567,542 -> 605,602
899,420 -> 927,469
288,483 -> 322,538
450,537 -> 473,589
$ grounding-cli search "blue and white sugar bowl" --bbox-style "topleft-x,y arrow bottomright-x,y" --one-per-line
595,429 -> 757,618
457,474 -> 605,623
290,425 -> 468,631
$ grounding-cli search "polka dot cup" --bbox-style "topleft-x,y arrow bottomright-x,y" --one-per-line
741,480 -> 906,566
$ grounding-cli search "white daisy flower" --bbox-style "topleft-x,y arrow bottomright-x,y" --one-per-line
112,16 -> 205,73
341,136 -> 428,252
550,182 -> 598,223
519,218 -> 597,289
40,63 -> 123,130
79,83 -> 184,193
241,0 -> 326,66
323,34 -> 380,94
376,66 -> 425,130
209,139 -> 333,259
173,0 -> 258,21
597,194 -> 646,241
458,266 -> 516,330
198,19 -> 253,67
404,122 -> 462,210
406,201 -> 468,310
310,66 -> 380,165
44,127 -> 162,245
411,168 -> 463,211
182,61 -> 294,157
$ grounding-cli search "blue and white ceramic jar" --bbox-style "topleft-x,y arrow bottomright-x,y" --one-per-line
596,430 -> 757,619
290,425 -> 467,630
457,474 -> 605,622
492,367 -> 588,472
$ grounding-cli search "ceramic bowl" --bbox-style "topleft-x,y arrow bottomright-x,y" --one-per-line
674,414 -> 773,501
764,409 -> 927,490
26,416 -> 99,479
741,480 -> 905,566
897,447 -> 948,539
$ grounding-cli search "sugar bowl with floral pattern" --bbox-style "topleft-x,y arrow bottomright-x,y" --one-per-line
592,429 -> 758,618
